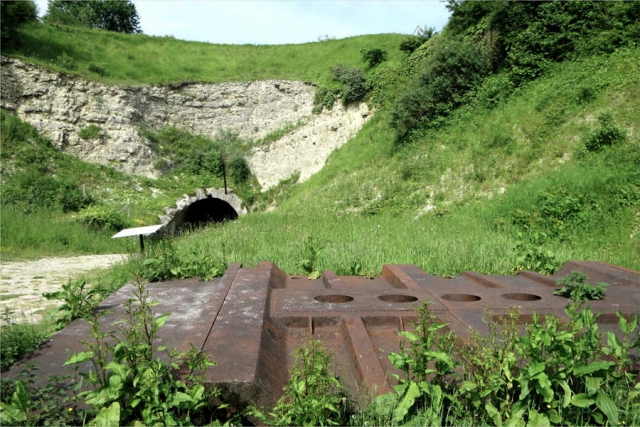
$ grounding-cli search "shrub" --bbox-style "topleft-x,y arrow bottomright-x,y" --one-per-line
63,279 -> 223,426
87,63 -> 108,77
0,170 -> 91,213
313,85 -> 339,112
582,112 -> 626,152
399,36 -> 425,55
391,38 -> 489,143
56,52 -> 77,70
332,64 -> 369,106
228,155 -> 251,184
77,124 -> 103,140
183,142 -> 224,176
361,48 -> 387,68
0,0 -> 37,44
76,204 -> 130,231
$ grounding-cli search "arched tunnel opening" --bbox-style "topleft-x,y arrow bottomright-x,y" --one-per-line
180,197 -> 238,231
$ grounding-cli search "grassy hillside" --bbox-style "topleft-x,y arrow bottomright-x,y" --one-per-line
140,47 -> 640,277
2,9 -> 640,427
1,21 -> 638,273
6,22 -> 406,85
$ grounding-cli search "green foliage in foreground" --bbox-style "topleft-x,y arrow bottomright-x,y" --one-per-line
249,340 -> 346,426
0,309 -> 54,372
355,301 -> 640,427
1,279 -> 228,426
2,274 -> 638,426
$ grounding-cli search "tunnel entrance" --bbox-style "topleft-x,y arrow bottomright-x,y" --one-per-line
181,197 -> 238,230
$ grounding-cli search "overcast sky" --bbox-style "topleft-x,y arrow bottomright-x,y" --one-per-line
34,0 -> 451,45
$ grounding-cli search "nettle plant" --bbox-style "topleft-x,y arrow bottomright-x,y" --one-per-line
248,339 -> 347,426
554,271 -> 607,302
64,278 -> 224,426
366,301 -> 640,426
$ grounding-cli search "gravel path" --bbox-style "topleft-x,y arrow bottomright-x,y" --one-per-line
0,254 -> 127,323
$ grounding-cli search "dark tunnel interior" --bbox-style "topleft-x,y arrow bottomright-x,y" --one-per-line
181,197 -> 238,230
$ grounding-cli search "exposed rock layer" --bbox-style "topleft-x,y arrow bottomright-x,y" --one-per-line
1,56 -> 371,189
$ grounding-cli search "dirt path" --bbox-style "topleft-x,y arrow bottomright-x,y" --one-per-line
0,254 -> 127,323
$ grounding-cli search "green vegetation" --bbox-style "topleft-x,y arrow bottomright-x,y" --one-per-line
249,340 -> 346,426
4,23 -> 405,85
44,0 -> 141,34
1,279 -> 226,426
350,301 -> 640,426
554,271 -> 608,302
1,1 -> 639,424
0,308 -> 54,371
0,0 -> 37,44
77,124 -> 103,140
361,47 -> 387,68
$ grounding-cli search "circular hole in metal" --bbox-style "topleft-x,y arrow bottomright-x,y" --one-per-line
378,294 -> 418,303
441,293 -> 481,302
502,293 -> 542,301
314,295 -> 354,303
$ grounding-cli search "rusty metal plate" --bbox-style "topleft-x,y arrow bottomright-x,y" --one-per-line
5,261 -> 639,409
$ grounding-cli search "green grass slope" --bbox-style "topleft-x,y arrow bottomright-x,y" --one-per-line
6,23 -> 406,85
162,47 -> 640,276
1,23 -> 638,277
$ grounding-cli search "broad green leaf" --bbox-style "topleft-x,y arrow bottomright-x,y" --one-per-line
64,351 -> 94,365
12,380 -> 30,413
560,380 -> 572,408
88,402 -> 121,427
526,409 -> 550,427
585,376 -> 603,395
505,405 -> 526,427
534,372 -> 553,402
596,390 -> 618,426
393,381 -> 420,423
528,362 -> 545,377
0,402 -> 27,423
459,381 -> 477,393
618,311 -> 628,333
548,409 -> 562,424
154,313 -> 170,329
484,402 -> 502,427
398,331 -> 419,342
423,351 -> 455,368
308,271 -> 321,280
593,412 -> 604,424
105,361 -> 127,378
571,393 -> 595,407
171,391 -> 194,406
574,361 -> 614,377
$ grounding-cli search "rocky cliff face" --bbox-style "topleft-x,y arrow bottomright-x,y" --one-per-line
1,56 -> 371,189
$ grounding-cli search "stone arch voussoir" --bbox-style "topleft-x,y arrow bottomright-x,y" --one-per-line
159,188 -> 247,235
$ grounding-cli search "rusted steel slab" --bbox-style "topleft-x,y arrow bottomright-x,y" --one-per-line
5,261 -> 639,410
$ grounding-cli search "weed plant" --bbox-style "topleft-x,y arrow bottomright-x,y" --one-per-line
358,301 -> 640,426
249,339 -> 346,426
554,271 -> 607,302
0,308 -> 54,372
61,278 -> 225,426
